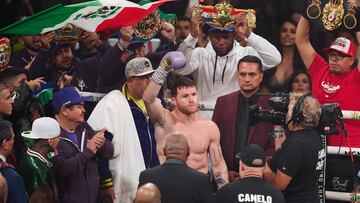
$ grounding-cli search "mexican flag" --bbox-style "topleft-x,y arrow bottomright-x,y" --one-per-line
0,0 -> 172,35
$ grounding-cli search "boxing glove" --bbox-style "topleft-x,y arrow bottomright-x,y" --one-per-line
152,51 -> 186,85
160,51 -> 186,71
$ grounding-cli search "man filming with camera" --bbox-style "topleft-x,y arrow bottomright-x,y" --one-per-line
263,93 -> 325,203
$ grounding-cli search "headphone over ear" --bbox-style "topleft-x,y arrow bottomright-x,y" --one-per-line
292,92 -> 312,124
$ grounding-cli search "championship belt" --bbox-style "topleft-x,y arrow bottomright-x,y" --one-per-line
307,0 -> 322,19
54,23 -> 81,42
0,37 -> 11,71
305,0 -> 360,31
193,1 -> 256,30
322,0 -> 345,31
133,0 -> 176,41
343,6 -> 357,29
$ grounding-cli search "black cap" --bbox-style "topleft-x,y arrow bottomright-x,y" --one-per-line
235,144 -> 266,167
0,66 -> 27,82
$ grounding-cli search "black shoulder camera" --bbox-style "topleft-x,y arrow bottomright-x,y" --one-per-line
249,92 -> 345,136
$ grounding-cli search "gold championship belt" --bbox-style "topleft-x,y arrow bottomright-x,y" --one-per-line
322,0 -> 345,30
307,0 -> 322,19
192,1 -> 256,31
0,38 -> 11,71
133,9 -> 161,40
306,0 -> 359,31
133,0 -> 176,41
54,23 -> 81,42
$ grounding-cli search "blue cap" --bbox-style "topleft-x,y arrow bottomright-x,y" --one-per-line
49,41 -> 72,55
52,86 -> 90,111
208,26 -> 235,33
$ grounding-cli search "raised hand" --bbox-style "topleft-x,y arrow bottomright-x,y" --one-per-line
27,77 -> 46,91
119,26 -> 134,42
190,8 -> 203,38
40,31 -> 55,51
160,21 -> 176,42
234,15 -> 251,39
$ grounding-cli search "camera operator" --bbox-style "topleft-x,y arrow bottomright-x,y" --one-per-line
263,93 -> 325,203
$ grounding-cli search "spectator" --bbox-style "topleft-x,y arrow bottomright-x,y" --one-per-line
143,52 -> 228,188
264,93 -> 324,202
0,173 -> 7,203
122,57 -> 159,168
50,86 -> 114,203
0,83 -> 13,119
45,28 -> 131,92
296,16 -> 360,201
176,7 -> 281,119
18,117 -> 60,202
216,144 -> 285,203
263,20 -> 305,93
10,33 -> 53,80
0,67 -> 45,161
138,132 -> 215,203
89,71 -> 146,202
133,183 -> 161,203
175,16 -> 191,43
285,71 -> 312,93
212,55 -> 274,177
0,120 -> 28,203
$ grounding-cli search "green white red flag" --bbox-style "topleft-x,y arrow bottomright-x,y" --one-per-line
0,0 -> 172,35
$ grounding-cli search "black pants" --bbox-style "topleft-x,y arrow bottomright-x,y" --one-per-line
325,155 -> 360,202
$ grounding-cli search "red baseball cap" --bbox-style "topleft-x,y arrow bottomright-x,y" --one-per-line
323,37 -> 356,57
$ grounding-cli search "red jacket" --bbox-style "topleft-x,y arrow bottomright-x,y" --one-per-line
212,91 -> 275,170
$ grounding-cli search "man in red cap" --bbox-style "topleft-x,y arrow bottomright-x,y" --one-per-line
296,16 -> 360,202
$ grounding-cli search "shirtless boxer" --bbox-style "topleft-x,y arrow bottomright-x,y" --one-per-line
142,51 -> 228,187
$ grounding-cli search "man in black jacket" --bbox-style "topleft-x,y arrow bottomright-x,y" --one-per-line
138,131 -> 215,203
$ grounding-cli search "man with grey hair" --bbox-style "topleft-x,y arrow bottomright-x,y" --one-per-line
263,93 -> 324,202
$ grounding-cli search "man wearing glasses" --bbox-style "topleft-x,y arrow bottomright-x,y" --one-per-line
296,16 -> 360,202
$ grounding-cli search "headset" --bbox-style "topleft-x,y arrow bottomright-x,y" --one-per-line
291,92 -> 312,124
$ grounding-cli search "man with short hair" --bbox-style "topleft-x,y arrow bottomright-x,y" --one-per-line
50,86 -> 114,203
212,55 -> 275,178
122,57 -> 159,169
138,132 -> 215,203
296,16 -> 360,199
175,16 -> 192,42
0,83 -> 13,119
133,183 -> 161,203
216,144 -> 285,203
18,117 -> 61,202
143,51 -> 228,188
0,120 -> 28,203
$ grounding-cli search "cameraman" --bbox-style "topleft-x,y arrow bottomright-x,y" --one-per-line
263,93 -> 324,203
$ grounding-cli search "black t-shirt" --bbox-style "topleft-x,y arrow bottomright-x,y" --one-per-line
216,177 -> 285,203
270,128 -> 324,203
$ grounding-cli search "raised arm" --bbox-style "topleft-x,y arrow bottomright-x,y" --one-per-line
143,51 -> 187,125
209,122 -> 229,188
174,12 -> 203,76
295,16 -> 316,69
235,16 -> 281,70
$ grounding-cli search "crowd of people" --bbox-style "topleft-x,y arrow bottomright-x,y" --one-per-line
0,0 -> 360,203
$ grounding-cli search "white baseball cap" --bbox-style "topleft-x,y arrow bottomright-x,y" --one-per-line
22,117 -> 60,139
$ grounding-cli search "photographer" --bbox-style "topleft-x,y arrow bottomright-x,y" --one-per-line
263,93 -> 324,203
